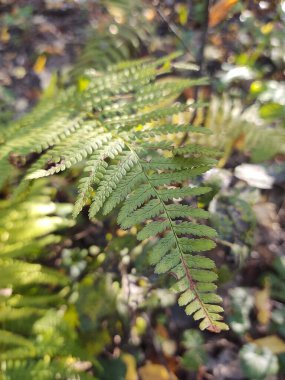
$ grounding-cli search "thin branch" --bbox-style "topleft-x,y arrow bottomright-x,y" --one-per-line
197,0 -> 210,73
180,0 -> 210,146
154,4 -> 195,59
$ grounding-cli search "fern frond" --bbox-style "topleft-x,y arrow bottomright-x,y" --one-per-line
0,183 -> 98,379
89,150 -> 139,217
73,140 -> 125,216
1,56 -> 228,332
101,166 -> 146,215
71,0 -> 152,76
193,95 -> 285,163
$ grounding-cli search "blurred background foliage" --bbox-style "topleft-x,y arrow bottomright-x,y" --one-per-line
0,0 -> 285,379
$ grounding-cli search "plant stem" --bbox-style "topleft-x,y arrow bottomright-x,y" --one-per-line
180,0 -> 210,146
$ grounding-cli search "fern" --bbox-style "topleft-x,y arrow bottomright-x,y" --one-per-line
192,95 -> 285,164
71,0 -> 151,77
0,183 -> 97,380
1,55 -> 228,332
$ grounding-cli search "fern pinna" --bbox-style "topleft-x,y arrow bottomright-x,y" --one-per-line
2,55 -> 228,332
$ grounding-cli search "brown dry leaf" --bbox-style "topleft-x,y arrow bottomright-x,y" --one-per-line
233,133 -> 245,151
254,281 -> 271,325
209,34 -> 223,47
139,362 -> 178,380
183,87 -> 194,100
253,335 -> 285,354
209,0 -> 239,28
155,324 -> 169,340
122,354 -> 138,380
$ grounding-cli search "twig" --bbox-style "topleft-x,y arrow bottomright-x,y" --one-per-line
197,0 -> 210,74
180,0 -> 210,146
154,4 -> 194,58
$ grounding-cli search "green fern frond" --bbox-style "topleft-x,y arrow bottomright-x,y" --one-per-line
71,0 -> 152,76
2,359 -> 96,380
0,183 -> 98,379
193,95 -> 285,163
1,56 -> 228,332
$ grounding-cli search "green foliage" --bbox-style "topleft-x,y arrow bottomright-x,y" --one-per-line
0,55 -> 228,332
0,183 -> 97,379
1,5 -> 33,30
71,0 -> 152,77
259,102 -> 285,123
239,344 -> 279,380
271,307 -> 285,337
98,358 -> 126,380
181,329 -> 206,371
267,256 -> 285,303
193,96 -> 285,163
228,287 -> 254,335
210,194 -> 256,247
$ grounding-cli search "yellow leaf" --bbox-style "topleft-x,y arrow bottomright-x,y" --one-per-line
33,55 -> 47,74
162,60 -> 171,72
253,335 -> 285,354
261,22 -> 274,35
139,362 -> 178,380
176,4 -> 188,26
122,354 -> 138,380
209,0 -> 239,28
78,77 -> 90,92
255,281 -> 271,325
132,316 -> 147,337
0,27 -> 10,43
250,81 -> 264,95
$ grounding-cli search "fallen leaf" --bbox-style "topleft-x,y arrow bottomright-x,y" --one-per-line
209,0 -> 239,28
122,354 -> 138,380
176,4 -> 188,26
33,55 -> 47,74
253,335 -> 285,354
139,362 -> 178,380
155,324 -> 169,340
234,164 -> 275,189
255,281 -> 271,325
0,26 -> 10,43
233,133 -> 245,151
261,22 -> 274,35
